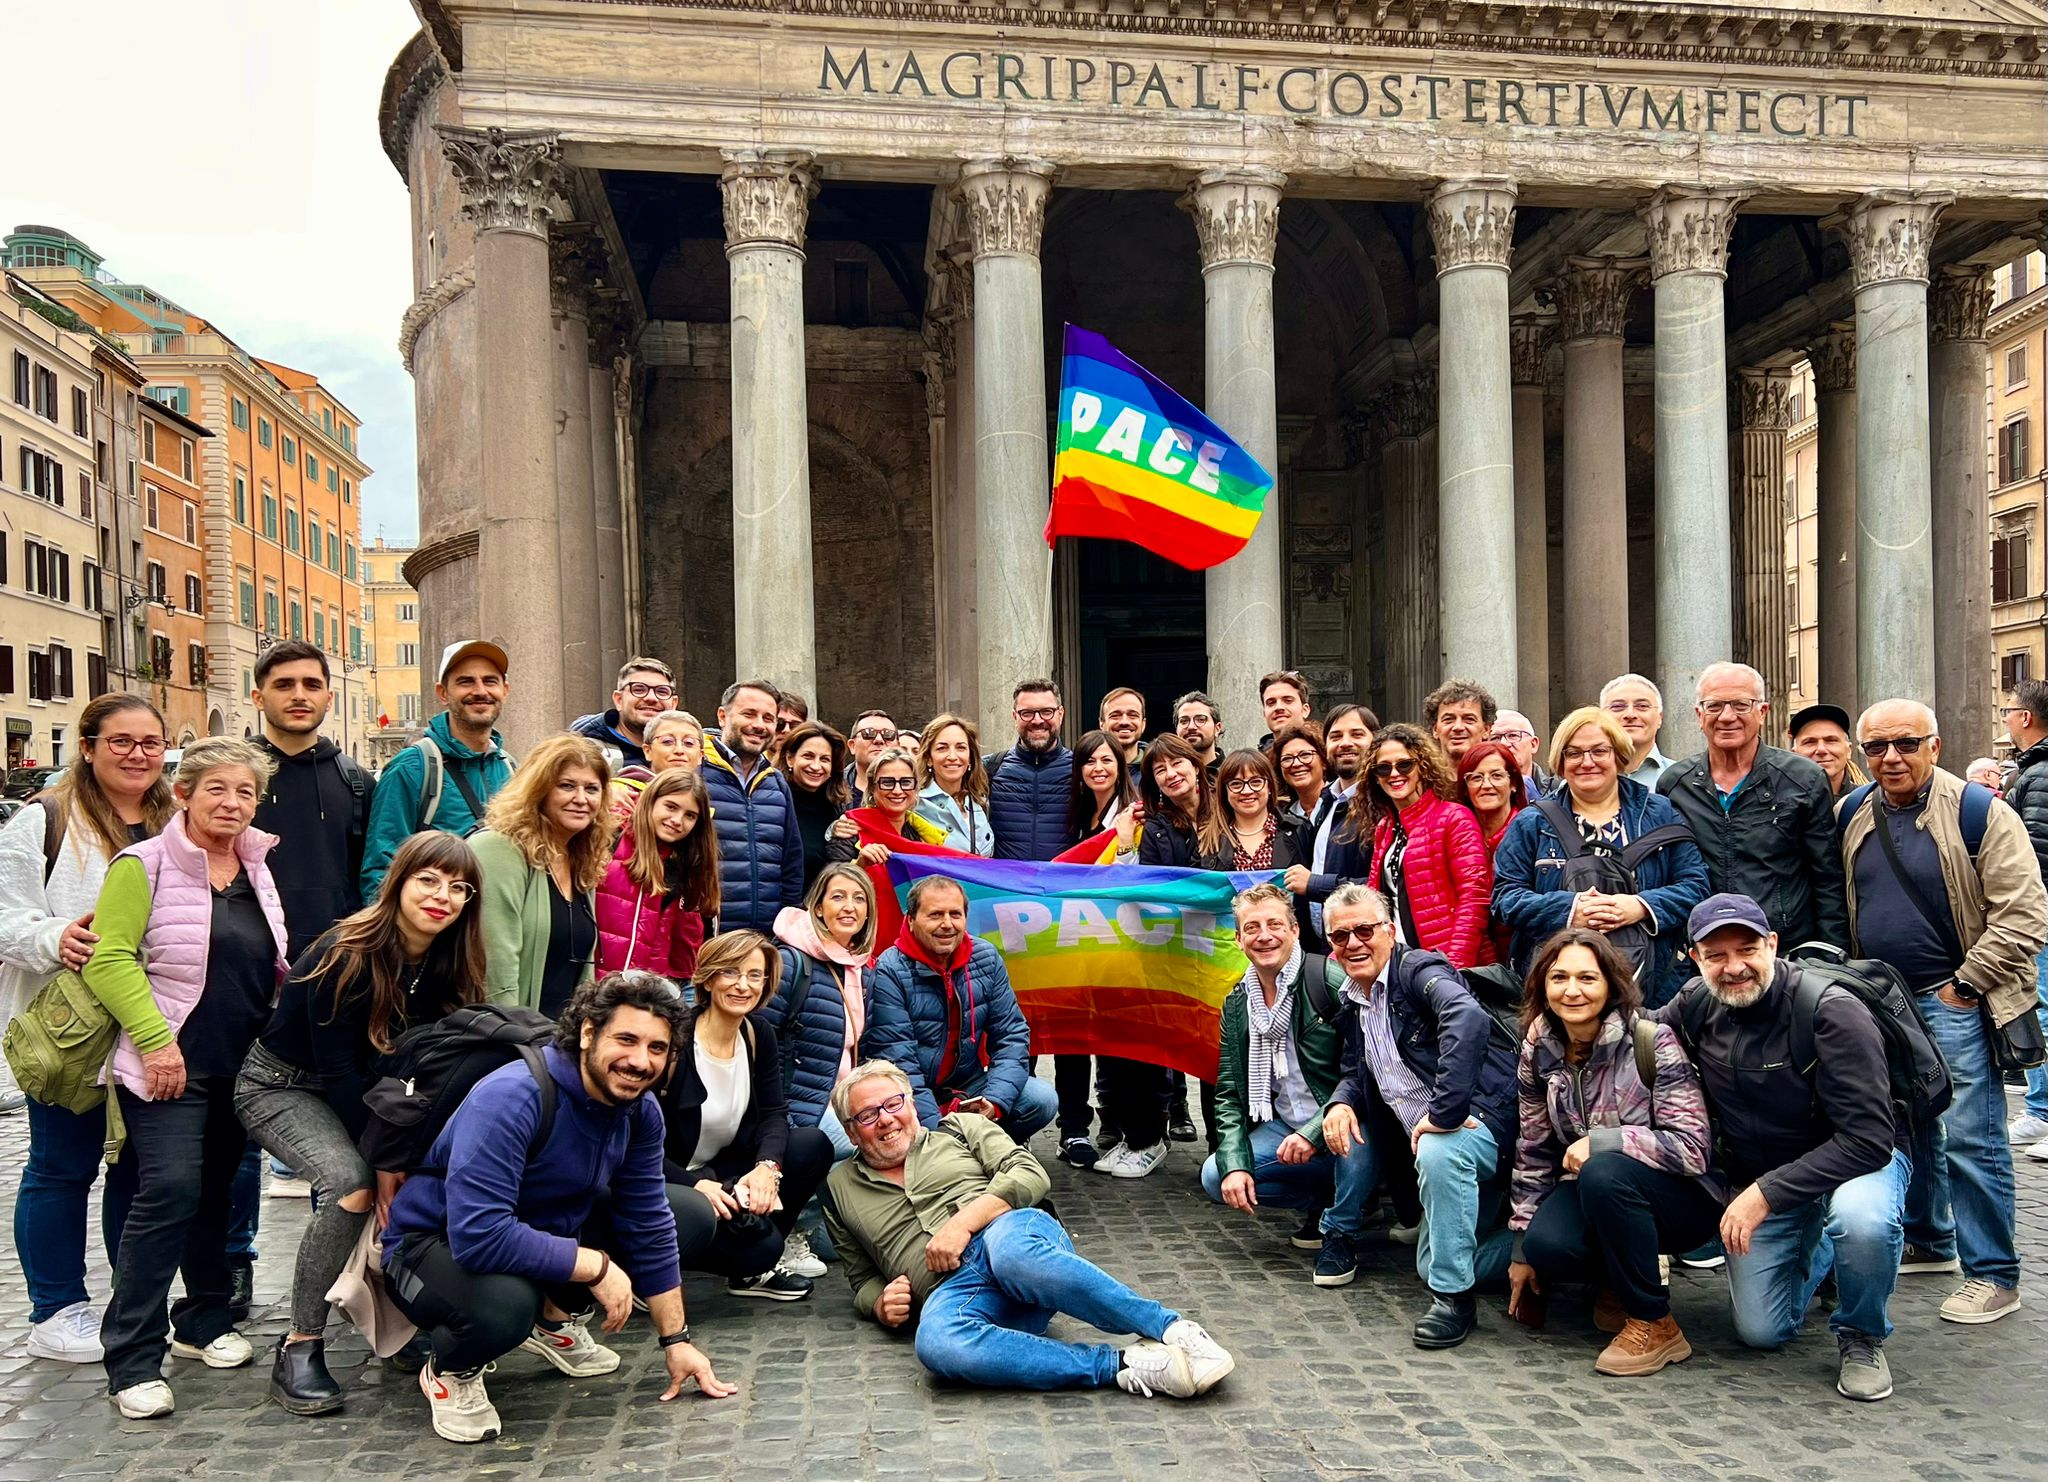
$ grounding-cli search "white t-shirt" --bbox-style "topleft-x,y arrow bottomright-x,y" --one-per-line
690,1039 -> 752,1169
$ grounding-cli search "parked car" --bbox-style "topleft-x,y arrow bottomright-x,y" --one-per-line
0,799 -> 21,826
2,767 -> 60,801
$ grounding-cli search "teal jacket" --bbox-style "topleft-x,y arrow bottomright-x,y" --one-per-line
360,712 -> 514,897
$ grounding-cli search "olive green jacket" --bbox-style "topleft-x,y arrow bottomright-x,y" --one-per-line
1212,956 -> 1345,1181
471,829 -> 595,1011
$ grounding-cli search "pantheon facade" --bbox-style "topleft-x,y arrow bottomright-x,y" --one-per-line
381,0 -> 2048,758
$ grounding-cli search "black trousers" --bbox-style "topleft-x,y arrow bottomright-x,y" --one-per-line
1053,1055 -> 1095,1138
668,1124 -> 833,1279
385,1231 -> 594,1375
1099,1059 -> 1171,1148
1521,1150 -> 1724,1322
102,1078 -> 250,1392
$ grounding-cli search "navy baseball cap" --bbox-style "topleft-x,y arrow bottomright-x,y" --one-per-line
1687,893 -> 1771,942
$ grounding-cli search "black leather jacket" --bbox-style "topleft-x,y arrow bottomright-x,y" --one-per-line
2005,737 -> 2048,882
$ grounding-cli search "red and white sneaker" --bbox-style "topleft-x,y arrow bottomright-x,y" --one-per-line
420,1360 -> 501,1444
519,1312 -> 620,1376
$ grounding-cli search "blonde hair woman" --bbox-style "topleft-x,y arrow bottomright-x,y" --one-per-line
471,734 -> 615,1013
913,714 -> 994,856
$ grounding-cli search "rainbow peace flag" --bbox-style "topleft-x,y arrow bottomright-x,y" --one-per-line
1045,325 -> 1275,571
875,848 -> 1277,1080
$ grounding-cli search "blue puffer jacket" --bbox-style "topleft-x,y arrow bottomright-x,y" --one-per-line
861,935 -> 1032,1124
1490,776 -> 1710,1007
699,734 -> 803,933
757,905 -> 869,1129
986,743 -> 1074,862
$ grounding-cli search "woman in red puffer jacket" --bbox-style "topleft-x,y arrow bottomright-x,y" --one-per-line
1353,722 -> 1494,968
595,767 -> 721,981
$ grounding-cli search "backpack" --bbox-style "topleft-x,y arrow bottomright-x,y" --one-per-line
357,1004 -> 560,1174
1529,798 -> 1693,981
411,734 -> 512,833
1672,945 -> 1953,1135
0,968 -> 116,1114
1298,949 -> 1527,1058
1839,779 -> 1992,860
775,950 -> 814,1095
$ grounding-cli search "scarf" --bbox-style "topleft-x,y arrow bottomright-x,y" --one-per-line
1243,942 -> 1304,1125
892,918 -> 986,1093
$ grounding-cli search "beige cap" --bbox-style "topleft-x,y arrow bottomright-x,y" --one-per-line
437,639 -> 509,683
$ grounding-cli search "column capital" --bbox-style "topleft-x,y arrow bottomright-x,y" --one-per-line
1639,186 -> 1751,281
1832,190 -> 1954,290
1179,167 -> 1288,271
957,158 -> 1058,259
1736,367 -> 1795,431
1543,255 -> 1648,342
1807,322 -> 1857,394
1508,316 -> 1555,386
719,150 -> 819,254
1929,264 -> 1995,343
1426,177 -> 1517,274
438,126 -> 565,238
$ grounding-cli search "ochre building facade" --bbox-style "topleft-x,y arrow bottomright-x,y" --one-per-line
381,0 -> 2048,758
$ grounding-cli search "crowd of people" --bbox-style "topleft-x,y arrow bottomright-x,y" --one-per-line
0,634 -> 2043,1443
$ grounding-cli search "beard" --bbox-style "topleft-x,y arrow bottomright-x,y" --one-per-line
1705,966 -> 1770,1009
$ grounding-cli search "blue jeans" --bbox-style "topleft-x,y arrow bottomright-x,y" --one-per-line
996,1075 -> 1060,1145
1412,1122 -> 1499,1294
914,1208 -> 1177,1389
1727,1148 -> 1908,1345
2025,948 -> 2048,1121
1198,1118 -> 1378,1238
1906,989 -> 2021,1288
14,1097 -> 136,1322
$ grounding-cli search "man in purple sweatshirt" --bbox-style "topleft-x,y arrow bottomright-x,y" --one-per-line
381,973 -> 736,1443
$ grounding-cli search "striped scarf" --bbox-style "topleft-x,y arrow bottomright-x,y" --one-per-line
1243,942 -> 1304,1125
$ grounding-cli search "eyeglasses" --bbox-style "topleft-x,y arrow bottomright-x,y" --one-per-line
1490,730 -> 1534,744
410,871 -> 477,903
622,682 -> 676,700
1466,769 -> 1511,787
1562,745 -> 1615,764
1372,759 -> 1417,780
872,776 -> 918,792
2000,706 -> 2029,719
1014,707 -> 1059,722
1278,752 -> 1317,770
711,969 -> 768,989
1699,699 -> 1762,717
1225,777 -> 1267,794
97,736 -> 167,757
852,728 -> 898,743
850,1091 -> 910,1129
1860,736 -> 1931,758
1326,922 -> 1389,947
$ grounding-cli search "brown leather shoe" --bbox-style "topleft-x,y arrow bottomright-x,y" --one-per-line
1592,1289 -> 1627,1334
1595,1315 -> 1692,1377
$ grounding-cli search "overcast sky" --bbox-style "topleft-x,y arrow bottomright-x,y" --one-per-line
8,1 -> 424,543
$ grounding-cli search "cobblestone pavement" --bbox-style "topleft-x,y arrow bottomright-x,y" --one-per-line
3,1087 -> 2046,1482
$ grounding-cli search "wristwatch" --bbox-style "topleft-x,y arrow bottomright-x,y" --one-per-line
1949,979 -> 1982,1003
658,1326 -> 693,1348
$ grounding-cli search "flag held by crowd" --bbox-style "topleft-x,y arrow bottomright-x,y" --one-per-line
1045,325 -> 1275,572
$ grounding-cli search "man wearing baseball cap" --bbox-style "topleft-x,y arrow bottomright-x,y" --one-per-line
360,640 -> 517,895
1653,893 -> 1909,1402
1787,703 -> 1863,800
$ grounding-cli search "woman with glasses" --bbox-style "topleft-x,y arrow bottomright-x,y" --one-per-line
234,832 -> 487,1415
1271,723 -> 1329,828
828,748 -> 948,866
1137,734 -> 1215,869
596,768 -> 720,983
1198,750 -> 1301,872
1492,706 -> 1709,1006
0,696 -> 175,1366
775,721 -> 854,890
1457,741 -> 1528,966
663,931 -> 833,1302
1353,723 -> 1494,969
471,735 -> 614,1016
913,714 -> 996,856
608,709 -> 705,823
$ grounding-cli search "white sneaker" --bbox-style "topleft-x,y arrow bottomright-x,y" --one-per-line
420,1361 -> 501,1444
2029,1136 -> 2048,1162
1099,1141 -> 1169,1179
1161,1319 -> 1235,1394
777,1230 -> 828,1280
2006,1112 -> 2048,1145
266,1175 -> 314,1200
170,1330 -> 253,1368
111,1379 -> 175,1418
26,1300 -> 104,1362
1090,1141 -> 1129,1174
1390,1219 -> 1422,1246
1115,1340 -> 1200,1399
519,1313 -> 620,1376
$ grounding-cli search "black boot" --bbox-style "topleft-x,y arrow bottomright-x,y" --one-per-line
1412,1290 -> 1478,1350
1166,1080 -> 1198,1143
269,1336 -> 345,1415
228,1258 -> 255,1323
386,1333 -> 433,1373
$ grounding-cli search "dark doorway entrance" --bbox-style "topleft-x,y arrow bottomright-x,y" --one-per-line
1073,538 -> 1206,737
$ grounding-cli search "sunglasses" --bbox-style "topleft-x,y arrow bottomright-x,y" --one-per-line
1860,736 -> 1930,758
1326,922 -> 1388,947
1372,759 -> 1417,780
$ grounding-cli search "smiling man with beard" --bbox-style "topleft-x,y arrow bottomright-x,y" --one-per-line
1653,894 -> 1909,1403
380,972 -> 735,1445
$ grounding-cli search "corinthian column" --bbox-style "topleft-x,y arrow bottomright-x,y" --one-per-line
959,158 -> 1056,736
439,125 -> 567,757
1807,324 -> 1858,705
1550,255 -> 1646,706
1427,178 -> 1519,703
1930,265 -> 1996,760
1182,167 -> 1287,722
721,150 -> 820,703
1640,186 -> 1748,755
549,228 -> 603,712
1734,369 -> 1795,713
1509,318 -> 1552,736
1837,190 -> 1953,710
588,300 -> 631,684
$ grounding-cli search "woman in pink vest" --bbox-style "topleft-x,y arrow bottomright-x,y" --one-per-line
595,767 -> 720,982
82,737 -> 288,1420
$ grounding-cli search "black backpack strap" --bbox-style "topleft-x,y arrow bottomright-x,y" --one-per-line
518,1044 -> 559,1161
1298,952 -> 1339,1025
1531,798 -> 1587,858
444,754 -> 490,825
1616,823 -> 1695,873
1788,965 -> 1829,1079
1632,1016 -> 1659,1089
1671,980 -> 1706,1058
